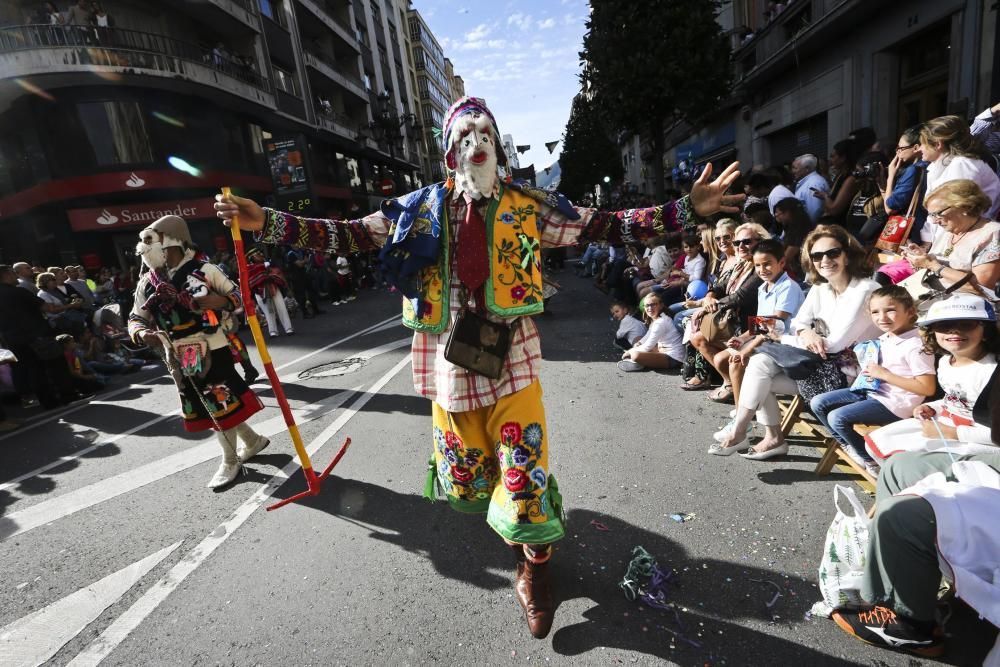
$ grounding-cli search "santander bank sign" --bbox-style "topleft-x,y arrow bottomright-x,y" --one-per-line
67,199 -> 214,232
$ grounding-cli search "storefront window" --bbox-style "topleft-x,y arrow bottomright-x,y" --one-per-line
78,101 -> 154,166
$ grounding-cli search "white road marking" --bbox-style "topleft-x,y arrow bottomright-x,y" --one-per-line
0,411 -> 179,493
0,541 -> 181,667
67,355 -> 413,667
0,318 -> 403,491
0,388 -> 359,541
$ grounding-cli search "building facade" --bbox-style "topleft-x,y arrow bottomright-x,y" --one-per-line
0,0 -> 431,269
407,7 -> 451,182
659,0 -> 998,189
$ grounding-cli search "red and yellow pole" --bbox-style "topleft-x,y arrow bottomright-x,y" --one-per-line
222,187 -> 350,510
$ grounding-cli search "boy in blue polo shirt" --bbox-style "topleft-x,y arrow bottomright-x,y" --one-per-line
709,239 -> 806,442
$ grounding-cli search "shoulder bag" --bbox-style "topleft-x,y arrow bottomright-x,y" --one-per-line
875,165 -> 924,252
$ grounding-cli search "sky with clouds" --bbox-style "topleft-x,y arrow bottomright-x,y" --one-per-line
413,0 -> 590,176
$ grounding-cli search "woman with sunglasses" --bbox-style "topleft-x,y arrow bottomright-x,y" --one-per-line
902,179 -> 1000,298
685,222 -> 770,396
669,219 -> 739,322
713,226 -> 880,458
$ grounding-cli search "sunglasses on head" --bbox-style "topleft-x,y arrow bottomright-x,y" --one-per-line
732,238 -> 756,248
809,247 -> 844,262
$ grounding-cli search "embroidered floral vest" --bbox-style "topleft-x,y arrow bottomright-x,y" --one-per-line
402,184 -> 544,333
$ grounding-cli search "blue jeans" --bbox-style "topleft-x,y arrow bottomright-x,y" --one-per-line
810,389 -> 899,463
671,307 -> 698,333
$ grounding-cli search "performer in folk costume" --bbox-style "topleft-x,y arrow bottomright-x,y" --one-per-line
128,215 -> 270,489
246,246 -> 294,337
215,97 -> 744,637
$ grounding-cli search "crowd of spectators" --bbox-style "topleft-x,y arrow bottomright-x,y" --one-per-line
0,243 -> 381,431
581,105 -> 1000,659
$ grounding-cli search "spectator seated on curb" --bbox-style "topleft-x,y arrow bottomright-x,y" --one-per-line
618,292 -> 684,372
610,300 -> 647,351
57,333 -> 104,393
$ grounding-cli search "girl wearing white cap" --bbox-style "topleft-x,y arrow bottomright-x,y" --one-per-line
865,293 -> 999,461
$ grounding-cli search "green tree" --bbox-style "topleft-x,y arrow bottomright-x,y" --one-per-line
558,94 -> 622,203
582,0 -> 731,198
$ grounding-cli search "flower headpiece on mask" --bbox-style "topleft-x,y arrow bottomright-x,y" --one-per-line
442,96 -> 508,172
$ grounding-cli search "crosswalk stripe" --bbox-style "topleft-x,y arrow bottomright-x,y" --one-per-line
0,541 -> 181,667
67,355 -> 412,666
0,388 -> 358,542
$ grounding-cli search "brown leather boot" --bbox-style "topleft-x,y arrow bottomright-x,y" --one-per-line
514,546 -> 554,639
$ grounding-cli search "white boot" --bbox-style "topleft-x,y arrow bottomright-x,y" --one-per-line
235,423 -> 269,462
208,429 -> 241,489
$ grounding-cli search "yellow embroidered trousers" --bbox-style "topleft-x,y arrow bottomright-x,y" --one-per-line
427,380 -> 565,545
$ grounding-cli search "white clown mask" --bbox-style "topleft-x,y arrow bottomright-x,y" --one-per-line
135,229 -> 184,270
450,113 -> 499,200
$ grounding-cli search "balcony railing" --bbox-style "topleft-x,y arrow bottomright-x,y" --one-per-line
297,0 -> 360,51
303,51 -> 367,100
0,24 -> 271,92
315,107 -> 360,140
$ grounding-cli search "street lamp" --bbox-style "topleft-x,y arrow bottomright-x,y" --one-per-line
356,90 -> 422,195
603,175 -> 610,183
359,90 -> 421,161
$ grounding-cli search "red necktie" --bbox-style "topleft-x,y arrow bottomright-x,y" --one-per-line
457,195 -> 489,292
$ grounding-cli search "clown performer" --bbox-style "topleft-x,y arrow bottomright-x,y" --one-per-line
128,215 -> 270,489
215,97 -> 744,637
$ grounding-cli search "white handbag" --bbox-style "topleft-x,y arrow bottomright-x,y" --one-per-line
817,485 -> 871,609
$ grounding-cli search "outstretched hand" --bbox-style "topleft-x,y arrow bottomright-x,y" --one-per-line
214,192 -> 265,232
689,161 -> 745,217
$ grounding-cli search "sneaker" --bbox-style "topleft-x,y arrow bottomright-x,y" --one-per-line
617,359 -> 646,372
840,444 -> 868,467
21,397 -> 40,409
243,367 -> 260,384
864,461 -> 881,477
346,295 -> 356,301
331,301 -> 343,306
832,605 -> 944,657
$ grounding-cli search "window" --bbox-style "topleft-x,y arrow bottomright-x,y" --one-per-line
77,101 -> 154,166
259,0 -> 286,28
272,65 -> 299,96
370,0 -> 381,26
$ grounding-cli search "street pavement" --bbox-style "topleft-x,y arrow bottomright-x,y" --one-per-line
0,272 -> 995,666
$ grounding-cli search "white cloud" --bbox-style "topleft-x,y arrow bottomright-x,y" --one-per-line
465,23 -> 491,41
507,12 -> 533,31
562,13 -> 580,26
537,17 -> 556,29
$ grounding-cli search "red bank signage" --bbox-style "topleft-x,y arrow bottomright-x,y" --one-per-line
67,198 -> 215,232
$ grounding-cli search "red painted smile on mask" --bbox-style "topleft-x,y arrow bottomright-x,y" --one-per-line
469,151 -> 488,165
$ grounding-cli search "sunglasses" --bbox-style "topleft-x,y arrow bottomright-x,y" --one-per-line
809,247 -> 845,262
926,207 -> 952,221
714,234 -> 732,242
732,238 -> 756,248
928,320 -> 981,333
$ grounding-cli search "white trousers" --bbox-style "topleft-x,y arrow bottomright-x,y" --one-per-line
256,290 -> 292,334
738,354 -> 798,426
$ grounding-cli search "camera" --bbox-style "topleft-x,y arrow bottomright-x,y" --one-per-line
852,162 -> 882,179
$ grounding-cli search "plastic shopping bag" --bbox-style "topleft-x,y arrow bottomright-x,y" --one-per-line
817,485 -> 870,609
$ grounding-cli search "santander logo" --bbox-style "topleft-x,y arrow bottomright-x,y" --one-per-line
95,209 -> 119,225
125,172 -> 146,188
